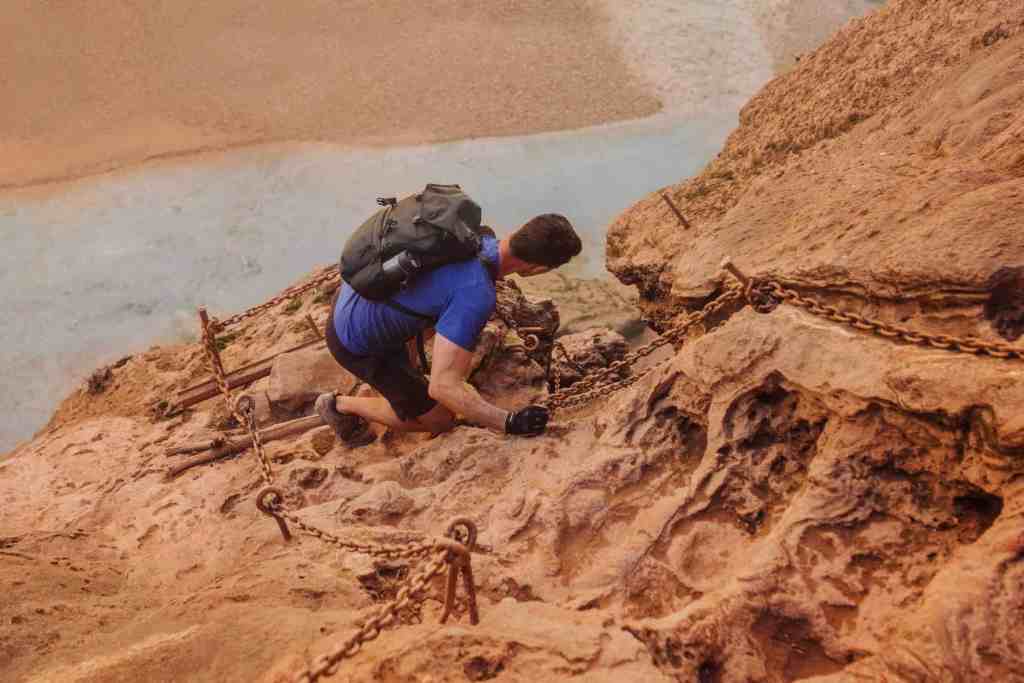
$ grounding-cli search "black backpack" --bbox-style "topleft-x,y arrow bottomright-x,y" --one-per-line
339,183 -> 483,301
338,184 -> 485,371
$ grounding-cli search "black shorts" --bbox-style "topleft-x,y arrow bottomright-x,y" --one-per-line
325,303 -> 437,422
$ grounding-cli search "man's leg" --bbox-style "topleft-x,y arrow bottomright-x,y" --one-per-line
322,310 -> 452,436
335,395 -> 454,434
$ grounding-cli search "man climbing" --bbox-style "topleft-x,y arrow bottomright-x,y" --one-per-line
317,202 -> 582,442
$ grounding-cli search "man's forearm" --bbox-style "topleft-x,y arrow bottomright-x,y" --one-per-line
433,381 -> 508,431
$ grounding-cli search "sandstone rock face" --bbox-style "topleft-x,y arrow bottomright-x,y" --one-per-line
607,0 -> 1024,322
7,290 -> 1024,681
261,600 -> 673,683
267,345 -> 356,412
551,328 -> 629,388
518,272 -> 646,339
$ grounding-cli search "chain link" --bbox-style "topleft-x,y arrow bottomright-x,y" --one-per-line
197,302 -> 481,682
201,307 -> 459,564
188,251 -> 1024,682
242,397 -> 276,486
543,260 -> 1023,414
211,269 -> 339,332
199,309 -> 275,485
548,357 -> 673,411
275,506 -> 438,561
293,548 -> 449,683
188,251 -> 541,682
757,281 -> 1024,360
543,283 -> 744,411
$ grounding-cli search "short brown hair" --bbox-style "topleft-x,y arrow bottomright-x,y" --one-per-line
509,214 -> 582,268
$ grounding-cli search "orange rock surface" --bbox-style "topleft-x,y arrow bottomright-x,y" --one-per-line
4,1 -> 1024,681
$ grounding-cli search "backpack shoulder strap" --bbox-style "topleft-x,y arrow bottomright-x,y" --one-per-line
381,299 -> 434,375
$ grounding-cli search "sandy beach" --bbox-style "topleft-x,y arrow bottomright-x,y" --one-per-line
0,0 -> 880,191
2,1 -> 660,189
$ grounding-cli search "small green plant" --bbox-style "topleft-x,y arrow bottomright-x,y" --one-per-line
215,330 -> 241,351
151,399 -> 171,421
282,297 -> 303,315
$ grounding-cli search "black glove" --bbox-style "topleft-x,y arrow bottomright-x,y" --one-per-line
505,405 -> 550,436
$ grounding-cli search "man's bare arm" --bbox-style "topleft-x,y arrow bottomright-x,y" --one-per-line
427,333 -> 509,431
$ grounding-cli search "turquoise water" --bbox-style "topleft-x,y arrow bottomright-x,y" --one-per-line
0,113 -> 733,452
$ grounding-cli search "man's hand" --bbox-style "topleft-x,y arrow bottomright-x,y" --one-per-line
505,405 -> 549,436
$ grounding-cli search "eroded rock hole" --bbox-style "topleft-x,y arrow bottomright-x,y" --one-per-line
984,266 -> 1024,341
676,414 -> 708,459
463,656 -> 504,681
698,659 -> 722,683
358,564 -> 408,602
717,378 -> 826,535
752,613 -> 844,681
660,636 -> 685,668
954,489 -> 1002,544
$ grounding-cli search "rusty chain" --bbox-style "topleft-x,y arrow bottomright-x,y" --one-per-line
543,282 -> 744,411
209,268 -> 340,332
494,298 -> 545,352
196,297 -> 481,682
271,509 -> 479,683
547,257 -> 1023,413
547,357 -> 673,412
549,343 -> 565,395
241,396 -> 276,485
198,307 -> 463,563
191,250 -> 1024,680
763,281 -> 1024,360
199,309 -> 276,485
254,489 -> 437,560
293,548 -> 450,683
548,341 -> 580,395
718,258 -> 1024,361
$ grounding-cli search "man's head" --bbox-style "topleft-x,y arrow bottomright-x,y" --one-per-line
499,214 -> 582,277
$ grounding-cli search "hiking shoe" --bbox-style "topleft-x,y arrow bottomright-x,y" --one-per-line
315,393 -> 371,444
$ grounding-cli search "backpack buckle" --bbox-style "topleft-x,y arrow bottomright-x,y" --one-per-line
377,196 -> 397,207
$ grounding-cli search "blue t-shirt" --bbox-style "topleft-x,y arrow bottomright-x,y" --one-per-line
334,236 -> 499,355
